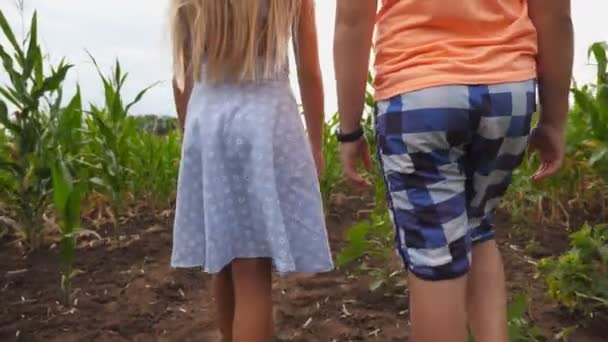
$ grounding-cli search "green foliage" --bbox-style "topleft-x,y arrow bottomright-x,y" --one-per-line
131,129 -> 180,209
507,294 -> 545,342
568,42 -> 608,180
0,9 -> 181,301
51,156 -> 84,305
0,9 -> 72,248
84,57 -> 156,230
319,113 -> 343,204
469,294 -> 544,342
539,224 -> 608,316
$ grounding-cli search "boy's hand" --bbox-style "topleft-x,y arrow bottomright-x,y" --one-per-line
340,138 -> 372,188
528,124 -> 565,181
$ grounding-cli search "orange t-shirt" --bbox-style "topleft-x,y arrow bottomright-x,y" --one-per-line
374,0 -> 538,100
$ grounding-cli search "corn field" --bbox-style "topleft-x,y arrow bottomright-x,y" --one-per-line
1,8 -> 607,342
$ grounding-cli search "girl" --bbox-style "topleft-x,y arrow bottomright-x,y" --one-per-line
169,1 -> 333,341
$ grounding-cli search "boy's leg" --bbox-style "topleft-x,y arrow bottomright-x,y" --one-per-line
375,86 -> 477,342
467,240 -> 508,342
231,258 -> 273,342
214,264 -> 235,342
409,274 -> 468,342
464,80 -> 536,342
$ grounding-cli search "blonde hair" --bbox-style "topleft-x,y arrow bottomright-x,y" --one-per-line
170,0 -> 301,88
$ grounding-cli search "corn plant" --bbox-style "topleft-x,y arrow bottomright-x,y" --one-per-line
85,57 -> 156,232
335,151 -> 395,291
51,155 -> 84,305
130,129 -> 180,210
0,10 -> 72,248
538,223 -> 608,317
319,113 -> 343,204
569,42 -> 608,181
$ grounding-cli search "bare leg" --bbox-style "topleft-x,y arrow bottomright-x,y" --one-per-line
467,240 -> 508,342
214,264 -> 235,342
409,273 -> 469,342
231,258 -> 273,342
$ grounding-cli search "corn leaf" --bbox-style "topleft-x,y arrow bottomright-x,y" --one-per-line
0,101 -> 20,132
33,63 -> 72,98
22,12 -> 38,80
589,42 -> 608,80
51,160 -> 72,214
0,44 -> 25,96
590,147 -> 608,166
0,9 -> 24,62
0,86 -> 21,109
125,82 -> 159,114
572,88 -> 605,140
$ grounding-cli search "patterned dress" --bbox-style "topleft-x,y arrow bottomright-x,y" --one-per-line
171,71 -> 334,274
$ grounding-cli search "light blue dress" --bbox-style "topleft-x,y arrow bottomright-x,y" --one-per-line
171,70 -> 334,274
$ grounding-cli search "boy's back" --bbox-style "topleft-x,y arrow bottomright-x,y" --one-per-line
375,0 -> 538,100
335,0 -> 573,341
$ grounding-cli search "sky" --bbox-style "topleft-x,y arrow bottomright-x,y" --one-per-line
1,0 -> 607,117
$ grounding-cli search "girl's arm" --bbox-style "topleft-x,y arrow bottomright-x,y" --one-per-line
173,76 -> 193,132
173,29 -> 194,133
295,0 -> 324,173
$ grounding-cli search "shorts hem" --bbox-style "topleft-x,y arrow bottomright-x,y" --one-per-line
407,265 -> 469,282
472,232 -> 496,245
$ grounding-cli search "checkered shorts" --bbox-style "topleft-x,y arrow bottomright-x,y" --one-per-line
375,80 -> 536,281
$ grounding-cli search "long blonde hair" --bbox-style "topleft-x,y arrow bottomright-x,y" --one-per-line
170,0 -> 301,88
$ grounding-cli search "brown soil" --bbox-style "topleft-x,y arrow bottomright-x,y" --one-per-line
0,196 -> 606,342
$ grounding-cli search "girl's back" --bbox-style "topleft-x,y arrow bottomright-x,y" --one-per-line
169,2 -> 329,340
169,0 -> 332,277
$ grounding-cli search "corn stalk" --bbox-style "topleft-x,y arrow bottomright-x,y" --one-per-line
84,56 -> 156,233
0,9 -> 72,248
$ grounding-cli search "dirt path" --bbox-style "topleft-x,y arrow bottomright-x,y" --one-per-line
0,199 -> 605,341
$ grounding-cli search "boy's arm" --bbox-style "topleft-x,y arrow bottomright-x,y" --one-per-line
334,0 -> 377,133
295,0 -> 324,153
528,0 -> 574,131
527,0 -> 574,180
334,0 -> 377,187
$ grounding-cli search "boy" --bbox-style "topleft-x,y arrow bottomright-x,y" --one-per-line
333,1 -> 573,341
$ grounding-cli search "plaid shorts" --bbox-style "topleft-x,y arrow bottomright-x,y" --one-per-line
375,80 -> 536,281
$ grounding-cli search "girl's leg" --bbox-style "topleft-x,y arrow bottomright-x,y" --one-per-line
231,258 -> 273,342
214,264 -> 235,342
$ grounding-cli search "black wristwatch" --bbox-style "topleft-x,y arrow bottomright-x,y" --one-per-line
336,126 -> 364,143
